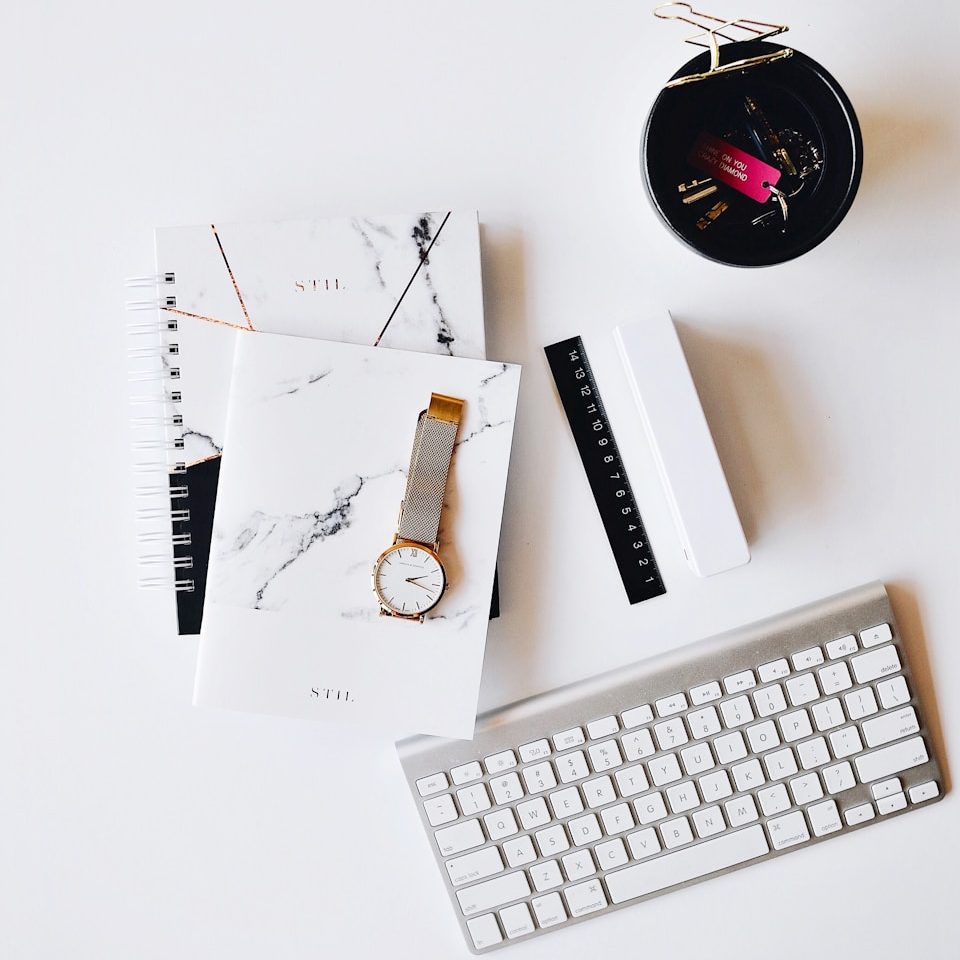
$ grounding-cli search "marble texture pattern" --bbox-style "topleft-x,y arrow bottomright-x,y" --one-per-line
196,334 -> 520,739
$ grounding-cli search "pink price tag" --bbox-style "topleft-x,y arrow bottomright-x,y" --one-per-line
688,132 -> 781,204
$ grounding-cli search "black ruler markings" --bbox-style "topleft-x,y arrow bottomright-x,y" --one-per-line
545,335 -> 666,605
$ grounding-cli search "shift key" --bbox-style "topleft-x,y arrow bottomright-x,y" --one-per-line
855,736 -> 928,783
456,870 -> 531,916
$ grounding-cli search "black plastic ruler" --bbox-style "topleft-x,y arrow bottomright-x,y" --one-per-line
545,335 -> 666,605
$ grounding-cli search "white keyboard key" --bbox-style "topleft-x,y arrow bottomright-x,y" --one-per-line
457,783 -> 492,814
746,720 -> 780,754
518,739 -> 551,763
680,741 -> 715,775
530,858 -> 563,891
786,673 -> 819,706
446,846 -> 505,886
655,693 -> 688,717
811,698 -> 845,732
457,871 -> 531,917
615,763 -> 650,797
467,914 -> 502,950
779,709 -> 813,742
720,695 -> 754,728
666,781 -> 700,814
826,635 -> 858,659
731,758 -> 765,792
499,902 -> 535,939
822,761 -> 855,794
690,681 -> 722,705
634,791 -> 668,824
862,707 -> 920,748
490,772 -> 524,806
844,803 -> 875,825
797,736 -> 830,770
424,794 -> 458,826
583,775 -> 616,808
789,772 -> 824,805
699,769 -> 733,802
522,762 -> 558,794
621,727 -> 656,762
723,669 -> 756,694
687,706 -> 722,739
556,750 -> 590,784
484,808 -> 520,841
596,838 -> 630,869
568,813 -> 602,846
818,662 -> 853,695
451,761 -> 483,785
693,806 -> 726,840
503,835 -> 536,867
588,739 -> 623,772
484,749 -> 517,774
725,793 -> 759,826
753,684 -> 787,718
860,623 -> 893,648
552,727 -> 586,751
436,819 -> 485,856
764,748 -> 799,781
660,815 -> 694,849
535,825 -> 570,857
844,686 -> 879,720
621,704 -> 654,728
531,892 -> 567,928
562,849 -> 596,881
855,736 -> 929,783
909,781 -> 939,803
877,792 -> 907,815
851,645 -> 901,685
564,878 -> 608,917
877,675 -> 910,709
767,810 -> 810,850
654,718 -> 689,750
627,827 -> 661,859
587,716 -> 619,739
758,658 -> 790,683
871,777 -> 902,800
416,772 -> 448,797
649,753 -> 683,786
829,725 -> 864,760
714,731 -> 747,764
517,797 -> 551,830
758,784 -> 791,816
606,825 -> 769,905
549,786 -> 584,819
792,646 -> 824,671
807,799 -> 842,836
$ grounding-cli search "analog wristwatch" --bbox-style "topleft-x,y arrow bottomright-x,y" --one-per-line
372,392 -> 464,621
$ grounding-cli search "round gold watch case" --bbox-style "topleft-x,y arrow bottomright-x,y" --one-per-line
372,540 -> 447,621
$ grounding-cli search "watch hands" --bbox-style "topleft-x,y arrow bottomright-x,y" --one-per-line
405,577 -> 434,593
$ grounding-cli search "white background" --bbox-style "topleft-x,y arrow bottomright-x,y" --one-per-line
3,2 -> 958,957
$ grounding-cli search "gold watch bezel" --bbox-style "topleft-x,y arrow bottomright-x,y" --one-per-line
372,540 -> 447,620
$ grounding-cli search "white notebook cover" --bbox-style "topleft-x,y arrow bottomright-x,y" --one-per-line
195,333 -> 521,738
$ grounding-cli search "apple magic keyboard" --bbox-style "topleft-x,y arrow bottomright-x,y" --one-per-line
397,582 -> 944,952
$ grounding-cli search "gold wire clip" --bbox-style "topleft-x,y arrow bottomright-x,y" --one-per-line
653,2 -> 793,87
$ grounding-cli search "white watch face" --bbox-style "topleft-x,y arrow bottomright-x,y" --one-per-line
374,543 -> 446,617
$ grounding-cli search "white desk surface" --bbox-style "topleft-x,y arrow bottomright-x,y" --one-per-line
4,2 -> 958,957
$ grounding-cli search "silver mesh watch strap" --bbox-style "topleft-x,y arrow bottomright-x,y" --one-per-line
396,393 -> 464,547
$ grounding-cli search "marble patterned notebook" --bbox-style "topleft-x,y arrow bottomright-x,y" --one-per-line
149,211 -> 487,633
195,333 -> 521,738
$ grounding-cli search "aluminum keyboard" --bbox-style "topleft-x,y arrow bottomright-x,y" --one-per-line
397,582 -> 943,953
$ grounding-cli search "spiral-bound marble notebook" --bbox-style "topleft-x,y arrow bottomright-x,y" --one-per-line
147,211 -> 488,633
195,333 -> 521,738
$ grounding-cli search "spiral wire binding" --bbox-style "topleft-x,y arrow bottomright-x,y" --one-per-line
126,271 -> 195,593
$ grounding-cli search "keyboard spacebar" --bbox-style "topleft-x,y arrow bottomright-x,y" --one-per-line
605,826 -> 769,904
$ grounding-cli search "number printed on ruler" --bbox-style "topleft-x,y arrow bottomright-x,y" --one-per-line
545,335 -> 666,604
